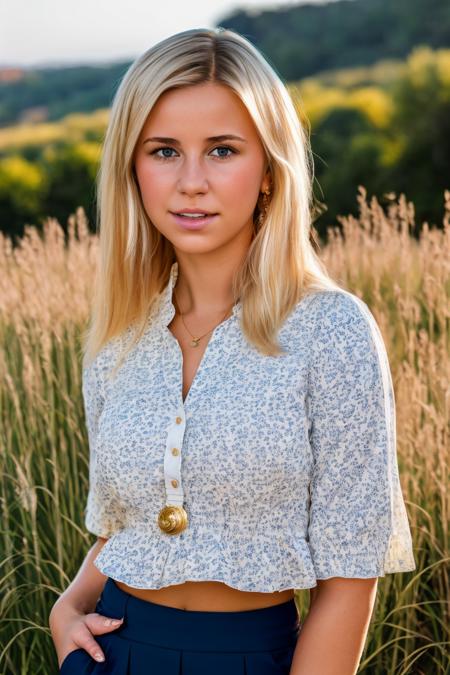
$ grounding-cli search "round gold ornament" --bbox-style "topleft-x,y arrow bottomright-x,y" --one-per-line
158,505 -> 188,535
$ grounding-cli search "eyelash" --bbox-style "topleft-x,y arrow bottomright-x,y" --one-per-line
148,145 -> 237,161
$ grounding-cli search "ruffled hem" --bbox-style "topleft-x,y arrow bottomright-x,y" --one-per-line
91,522 -> 416,593
92,524 -> 318,593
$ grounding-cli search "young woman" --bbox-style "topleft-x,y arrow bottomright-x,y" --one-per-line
49,27 -> 416,675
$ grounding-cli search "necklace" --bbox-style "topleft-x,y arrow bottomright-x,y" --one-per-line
173,286 -> 235,347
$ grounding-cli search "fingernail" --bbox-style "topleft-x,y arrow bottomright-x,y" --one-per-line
94,653 -> 105,662
111,619 -> 122,625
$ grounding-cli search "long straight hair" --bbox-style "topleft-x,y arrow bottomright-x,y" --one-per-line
82,27 -> 341,371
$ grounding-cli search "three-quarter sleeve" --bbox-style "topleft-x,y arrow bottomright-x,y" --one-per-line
81,357 -> 124,538
305,291 -> 416,579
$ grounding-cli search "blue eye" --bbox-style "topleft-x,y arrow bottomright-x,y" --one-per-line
210,146 -> 235,159
149,145 -> 236,161
152,147 -> 176,159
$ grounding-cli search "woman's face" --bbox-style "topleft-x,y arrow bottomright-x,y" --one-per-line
133,82 -> 270,257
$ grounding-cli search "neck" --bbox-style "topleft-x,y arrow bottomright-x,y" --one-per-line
171,257 -> 242,318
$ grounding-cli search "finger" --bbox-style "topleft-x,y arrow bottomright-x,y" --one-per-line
87,613 -> 124,635
79,632 -> 107,663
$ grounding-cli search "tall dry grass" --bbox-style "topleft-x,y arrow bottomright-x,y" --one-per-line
0,189 -> 449,674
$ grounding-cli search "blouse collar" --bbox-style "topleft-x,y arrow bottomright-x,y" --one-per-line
156,260 -> 242,328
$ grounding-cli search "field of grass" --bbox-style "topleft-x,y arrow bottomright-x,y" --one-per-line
0,188 -> 449,673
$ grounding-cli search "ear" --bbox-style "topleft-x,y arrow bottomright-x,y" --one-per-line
260,170 -> 272,193
260,178 -> 272,192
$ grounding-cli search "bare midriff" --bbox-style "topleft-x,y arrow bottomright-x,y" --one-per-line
114,579 -> 295,611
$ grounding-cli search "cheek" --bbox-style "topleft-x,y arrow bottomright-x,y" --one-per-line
135,161 -> 168,206
220,165 -> 261,210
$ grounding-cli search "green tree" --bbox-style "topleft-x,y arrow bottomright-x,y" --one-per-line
0,155 -> 46,241
40,143 -> 98,231
311,107 -> 386,234
387,47 -> 450,229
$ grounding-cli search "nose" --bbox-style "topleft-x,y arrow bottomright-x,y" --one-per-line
177,155 -> 208,194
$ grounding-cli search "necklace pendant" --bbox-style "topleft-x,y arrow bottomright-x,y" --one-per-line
191,337 -> 200,347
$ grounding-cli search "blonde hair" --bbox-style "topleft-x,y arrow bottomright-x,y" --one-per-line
82,27 -> 341,373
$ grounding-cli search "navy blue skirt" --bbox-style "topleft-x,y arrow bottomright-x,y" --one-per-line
59,577 -> 301,674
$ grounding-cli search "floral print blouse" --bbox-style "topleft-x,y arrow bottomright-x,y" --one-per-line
81,260 -> 416,592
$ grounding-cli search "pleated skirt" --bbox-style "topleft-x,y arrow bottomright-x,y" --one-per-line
59,577 -> 301,675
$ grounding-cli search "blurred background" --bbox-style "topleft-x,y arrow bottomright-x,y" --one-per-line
1,1 -> 449,673
1,0 -> 450,241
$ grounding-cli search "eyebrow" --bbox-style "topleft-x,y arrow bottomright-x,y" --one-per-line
142,134 -> 247,145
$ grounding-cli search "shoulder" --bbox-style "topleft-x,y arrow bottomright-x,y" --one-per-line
303,287 -> 371,323
290,287 -> 373,334
281,287 -> 375,350
297,288 -> 384,363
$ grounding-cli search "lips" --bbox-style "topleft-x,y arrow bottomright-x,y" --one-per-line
172,211 -> 217,216
171,212 -> 218,230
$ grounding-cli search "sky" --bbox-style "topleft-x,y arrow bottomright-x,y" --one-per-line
0,0 -> 337,68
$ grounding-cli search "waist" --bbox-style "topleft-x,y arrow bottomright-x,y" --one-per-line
98,578 -> 300,653
114,578 -> 296,612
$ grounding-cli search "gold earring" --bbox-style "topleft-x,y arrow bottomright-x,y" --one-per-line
256,188 -> 271,228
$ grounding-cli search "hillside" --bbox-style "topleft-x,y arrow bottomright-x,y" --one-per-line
0,0 -> 449,127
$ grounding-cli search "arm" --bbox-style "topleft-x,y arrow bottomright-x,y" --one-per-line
49,355 -> 124,666
51,537 -> 109,615
294,292 -> 416,673
49,537 -> 124,666
308,586 -> 319,608
291,577 -> 378,675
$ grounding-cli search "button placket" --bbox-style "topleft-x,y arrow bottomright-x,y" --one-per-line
157,334 -> 189,535
163,414 -> 185,507
157,402 -> 189,535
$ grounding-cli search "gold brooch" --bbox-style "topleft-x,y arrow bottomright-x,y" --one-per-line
158,505 -> 188,535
